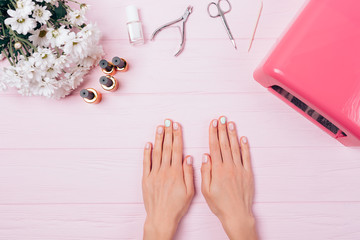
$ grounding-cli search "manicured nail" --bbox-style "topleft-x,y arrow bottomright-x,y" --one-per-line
212,119 -> 218,128
187,156 -> 193,165
228,122 -> 235,131
165,119 -> 171,128
157,126 -> 164,134
173,122 -> 179,130
220,116 -> 227,125
145,142 -> 150,149
202,154 -> 208,163
242,137 -> 248,144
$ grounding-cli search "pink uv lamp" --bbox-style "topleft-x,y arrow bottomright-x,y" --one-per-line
254,0 -> 360,146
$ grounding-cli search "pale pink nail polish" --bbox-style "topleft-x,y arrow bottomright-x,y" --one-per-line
187,156 -> 193,165
228,122 -> 234,131
242,137 -> 248,144
173,122 -> 179,130
157,126 -> 164,134
212,119 -> 218,128
145,142 -> 150,149
203,155 -> 208,163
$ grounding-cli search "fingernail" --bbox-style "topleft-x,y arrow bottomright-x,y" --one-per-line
187,156 -> 193,165
173,122 -> 179,130
145,142 -> 150,149
157,126 -> 164,134
165,119 -> 171,128
212,119 -> 218,128
242,137 -> 248,144
228,122 -> 234,131
202,154 -> 208,163
220,116 -> 227,125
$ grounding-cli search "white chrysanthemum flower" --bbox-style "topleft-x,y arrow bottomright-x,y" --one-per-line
0,52 -> 5,61
0,8 -> 104,99
46,26 -> 70,47
78,23 -> 101,43
35,77 -> 58,97
4,9 -> 37,35
55,54 -> 71,68
15,0 -> 35,16
81,45 -> 104,68
29,28 -> 49,47
63,32 -> 88,59
32,47 -> 56,70
32,5 -> 51,24
67,9 -> 87,26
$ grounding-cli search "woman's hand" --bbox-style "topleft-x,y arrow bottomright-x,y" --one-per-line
201,116 -> 258,240
142,119 -> 194,240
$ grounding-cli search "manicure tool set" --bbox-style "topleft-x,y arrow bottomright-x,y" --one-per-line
151,0 -> 242,56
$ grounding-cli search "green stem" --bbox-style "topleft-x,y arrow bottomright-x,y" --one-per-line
8,40 -> 15,63
67,0 -> 81,5
2,49 -> 14,66
1,23 -> 5,36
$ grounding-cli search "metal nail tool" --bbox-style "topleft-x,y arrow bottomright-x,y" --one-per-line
151,5 -> 193,57
207,0 -> 237,49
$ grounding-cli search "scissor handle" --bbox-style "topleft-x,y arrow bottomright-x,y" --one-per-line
207,0 -> 232,18
207,2 -> 219,18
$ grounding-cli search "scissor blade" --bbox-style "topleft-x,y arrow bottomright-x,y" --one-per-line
219,13 -> 236,49
231,39 -> 237,49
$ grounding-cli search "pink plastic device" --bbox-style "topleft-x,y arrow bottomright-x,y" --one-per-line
254,0 -> 360,146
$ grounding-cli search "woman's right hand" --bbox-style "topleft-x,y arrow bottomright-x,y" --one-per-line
201,116 -> 258,240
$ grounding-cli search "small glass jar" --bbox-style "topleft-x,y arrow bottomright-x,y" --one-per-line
126,5 -> 144,46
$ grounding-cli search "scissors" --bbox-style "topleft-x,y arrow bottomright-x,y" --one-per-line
207,0 -> 237,49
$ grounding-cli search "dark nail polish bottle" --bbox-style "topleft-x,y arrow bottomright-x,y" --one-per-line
112,57 -> 129,72
99,76 -> 119,92
99,59 -> 116,76
80,88 -> 102,104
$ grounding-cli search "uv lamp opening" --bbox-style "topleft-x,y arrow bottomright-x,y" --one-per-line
270,85 -> 347,137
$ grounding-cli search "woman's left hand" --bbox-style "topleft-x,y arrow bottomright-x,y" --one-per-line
142,119 -> 194,240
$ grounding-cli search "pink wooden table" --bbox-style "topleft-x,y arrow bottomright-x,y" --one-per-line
1,0 -> 360,239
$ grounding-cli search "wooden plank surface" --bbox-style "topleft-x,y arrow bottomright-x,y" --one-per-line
1,0 -> 360,239
1,147 -> 360,204
1,203 -> 360,240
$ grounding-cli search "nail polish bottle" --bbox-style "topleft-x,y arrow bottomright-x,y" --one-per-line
126,5 -> 145,46
99,76 -> 119,92
112,57 -> 129,72
80,88 -> 102,104
99,59 -> 116,76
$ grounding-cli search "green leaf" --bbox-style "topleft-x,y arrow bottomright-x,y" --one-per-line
0,0 -> 8,7
54,3 -> 67,19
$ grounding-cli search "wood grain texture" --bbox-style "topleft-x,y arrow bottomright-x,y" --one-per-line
1,147 -> 360,204
1,0 -> 360,239
1,203 -> 360,240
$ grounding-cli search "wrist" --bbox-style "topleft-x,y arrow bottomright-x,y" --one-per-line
143,218 -> 178,240
221,215 -> 258,240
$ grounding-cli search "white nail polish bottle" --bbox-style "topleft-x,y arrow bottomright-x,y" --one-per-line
126,5 -> 145,46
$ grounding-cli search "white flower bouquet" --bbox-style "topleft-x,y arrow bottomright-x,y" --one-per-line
0,0 -> 104,99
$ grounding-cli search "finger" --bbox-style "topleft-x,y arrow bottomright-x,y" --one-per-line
143,142 -> 152,177
152,125 -> 164,172
218,116 -> 233,164
172,122 -> 183,167
183,156 -> 195,197
240,137 -> 253,172
209,119 -> 222,167
227,122 -> 242,167
201,154 -> 211,196
161,119 -> 173,168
